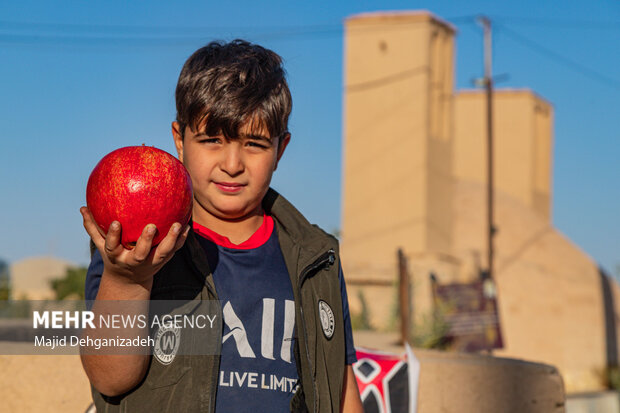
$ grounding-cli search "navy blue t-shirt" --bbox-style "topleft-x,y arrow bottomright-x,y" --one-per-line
85,216 -> 356,412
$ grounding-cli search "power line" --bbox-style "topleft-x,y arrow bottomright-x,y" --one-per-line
497,24 -> 620,90
0,20 -> 343,46
1,14 -> 618,40
0,14 -> 479,44
0,33 -> 203,46
490,16 -> 620,30
0,19 -> 342,36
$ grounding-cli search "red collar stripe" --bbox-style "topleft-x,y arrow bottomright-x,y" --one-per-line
192,215 -> 274,249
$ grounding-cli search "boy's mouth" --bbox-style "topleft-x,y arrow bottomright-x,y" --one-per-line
214,181 -> 245,193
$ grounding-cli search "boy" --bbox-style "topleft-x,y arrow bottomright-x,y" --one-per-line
81,40 -> 362,412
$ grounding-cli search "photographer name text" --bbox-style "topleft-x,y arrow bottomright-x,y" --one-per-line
32,311 -> 217,330
34,335 -> 154,350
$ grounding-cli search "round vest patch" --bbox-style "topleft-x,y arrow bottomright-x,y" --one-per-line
153,324 -> 181,365
318,300 -> 335,339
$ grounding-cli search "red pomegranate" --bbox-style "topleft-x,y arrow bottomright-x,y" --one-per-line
86,146 -> 193,248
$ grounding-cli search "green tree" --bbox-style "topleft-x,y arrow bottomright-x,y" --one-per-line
0,259 -> 10,300
351,290 -> 372,330
409,304 -> 452,350
50,266 -> 87,300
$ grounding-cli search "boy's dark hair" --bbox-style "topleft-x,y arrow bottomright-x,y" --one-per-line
175,39 -> 292,141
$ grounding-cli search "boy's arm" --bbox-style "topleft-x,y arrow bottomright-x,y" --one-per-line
341,365 -> 363,413
337,264 -> 363,412
79,207 -> 189,396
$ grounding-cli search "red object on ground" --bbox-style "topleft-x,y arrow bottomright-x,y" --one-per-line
353,346 -> 420,412
86,146 -> 193,248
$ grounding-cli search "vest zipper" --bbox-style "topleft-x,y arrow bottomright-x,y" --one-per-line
185,245 -> 220,413
299,249 -> 336,288
209,347 -> 221,413
203,281 -> 220,413
297,248 -> 335,413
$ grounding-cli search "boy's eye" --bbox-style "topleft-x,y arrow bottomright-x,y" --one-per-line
246,141 -> 267,149
199,138 -> 221,144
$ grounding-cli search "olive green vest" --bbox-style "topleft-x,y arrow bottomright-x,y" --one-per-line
91,188 -> 346,412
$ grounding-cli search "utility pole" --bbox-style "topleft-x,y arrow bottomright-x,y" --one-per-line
478,16 -> 495,285
398,248 -> 410,345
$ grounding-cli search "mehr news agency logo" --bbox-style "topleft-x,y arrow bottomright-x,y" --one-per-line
318,300 -> 335,339
31,309 -> 217,355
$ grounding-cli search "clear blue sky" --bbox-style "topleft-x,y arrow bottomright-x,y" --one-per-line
0,0 -> 618,274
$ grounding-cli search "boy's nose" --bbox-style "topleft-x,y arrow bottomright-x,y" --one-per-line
219,143 -> 244,176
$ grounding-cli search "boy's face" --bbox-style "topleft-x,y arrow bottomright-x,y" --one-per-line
172,118 -> 290,225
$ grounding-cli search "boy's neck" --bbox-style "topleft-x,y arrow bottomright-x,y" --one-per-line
192,207 -> 265,245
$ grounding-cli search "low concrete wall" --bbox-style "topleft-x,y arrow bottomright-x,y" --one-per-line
355,331 -> 566,412
416,349 -> 565,413
566,391 -> 620,413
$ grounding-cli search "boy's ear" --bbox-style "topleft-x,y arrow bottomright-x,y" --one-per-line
172,121 -> 184,163
274,132 -> 291,171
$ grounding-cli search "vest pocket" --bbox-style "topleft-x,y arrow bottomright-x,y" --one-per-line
96,361 -> 192,413
121,363 -> 193,413
125,358 -> 193,412
147,355 -> 191,389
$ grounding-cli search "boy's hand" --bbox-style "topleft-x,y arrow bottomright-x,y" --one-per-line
80,206 -> 190,286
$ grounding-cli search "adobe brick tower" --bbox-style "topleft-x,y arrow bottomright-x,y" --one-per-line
341,12 -> 456,325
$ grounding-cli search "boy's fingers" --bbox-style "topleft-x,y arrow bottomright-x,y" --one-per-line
132,224 -> 156,263
80,207 -> 105,250
103,221 -> 123,258
152,223 -> 184,264
173,225 -> 191,251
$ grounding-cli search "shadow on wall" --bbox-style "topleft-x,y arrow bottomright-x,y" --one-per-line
600,267 -> 619,389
